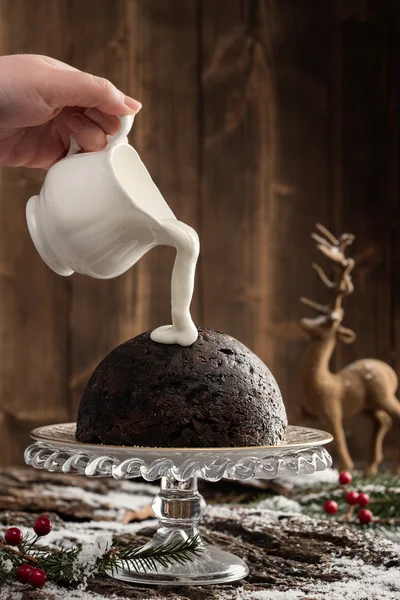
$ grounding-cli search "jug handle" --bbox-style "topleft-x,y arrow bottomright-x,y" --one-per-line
66,114 -> 135,157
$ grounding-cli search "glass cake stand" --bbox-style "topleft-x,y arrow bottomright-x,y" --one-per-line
24,423 -> 332,586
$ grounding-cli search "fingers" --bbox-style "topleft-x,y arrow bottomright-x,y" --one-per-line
44,69 -> 142,116
35,54 -> 78,72
84,108 -> 120,135
67,113 -> 109,152
66,108 -> 123,152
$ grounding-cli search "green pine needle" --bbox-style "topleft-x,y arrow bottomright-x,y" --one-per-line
248,470 -> 400,534
103,534 -> 203,576
0,532 -> 203,586
292,471 -> 400,522
40,547 -> 81,584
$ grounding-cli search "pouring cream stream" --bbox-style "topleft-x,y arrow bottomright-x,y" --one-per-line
150,219 -> 199,347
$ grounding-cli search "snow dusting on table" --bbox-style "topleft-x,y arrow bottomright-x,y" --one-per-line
226,555 -> 400,599
41,480 -> 157,521
1,469 -> 399,600
0,582 -> 134,600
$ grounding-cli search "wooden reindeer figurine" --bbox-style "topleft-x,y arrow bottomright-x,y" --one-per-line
299,224 -> 399,476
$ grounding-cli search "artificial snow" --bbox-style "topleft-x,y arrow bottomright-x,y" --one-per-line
1,559 -> 13,573
41,482 -> 156,521
228,555 -> 400,599
42,517 -> 155,550
234,591 -> 305,600
276,467 -> 339,487
43,584 -> 128,600
0,588 -> 22,600
2,474 -> 399,599
301,315 -> 329,327
204,504 -> 307,531
72,533 -> 113,583
376,526 -> 400,545
0,583 -> 133,600
256,496 -> 302,514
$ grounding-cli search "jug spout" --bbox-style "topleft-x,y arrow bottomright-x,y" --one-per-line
109,143 -> 176,224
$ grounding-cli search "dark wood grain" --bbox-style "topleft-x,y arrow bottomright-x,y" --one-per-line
126,0 -> 202,329
0,0 -> 397,465
329,0 -> 398,462
0,0 -> 69,465
256,1 -> 333,422
65,0 -> 139,416
200,0 -> 274,358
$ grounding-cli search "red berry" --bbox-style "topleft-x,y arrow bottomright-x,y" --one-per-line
357,493 -> 370,507
17,564 -> 33,584
28,568 -> 47,588
33,516 -> 52,537
346,491 -> 359,505
4,527 -> 23,546
338,471 -> 352,485
323,500 -> 338,515
359,508 -> 373,525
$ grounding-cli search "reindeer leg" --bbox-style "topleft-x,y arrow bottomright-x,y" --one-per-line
322,407 -> 354,472
364,410 -> 392,477
385,397 -> 400,476
373,395 -> 400,475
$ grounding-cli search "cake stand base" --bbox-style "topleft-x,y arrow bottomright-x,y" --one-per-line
112,546 -> 248,586
24,423 -> 333,586
111,476 -> 248,585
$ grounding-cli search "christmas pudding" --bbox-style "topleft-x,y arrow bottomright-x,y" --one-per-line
76,328 -> 287,448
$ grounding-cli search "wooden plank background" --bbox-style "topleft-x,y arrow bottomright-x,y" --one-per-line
0,0 -> 397,465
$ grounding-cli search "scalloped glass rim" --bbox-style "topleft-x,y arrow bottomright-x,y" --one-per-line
31,423 -> 333,453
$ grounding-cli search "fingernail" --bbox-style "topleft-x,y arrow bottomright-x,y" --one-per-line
68,114 -> 84,133
124,96 -> 142,113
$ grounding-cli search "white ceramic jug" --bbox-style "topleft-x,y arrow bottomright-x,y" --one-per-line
26,115 -> 199,346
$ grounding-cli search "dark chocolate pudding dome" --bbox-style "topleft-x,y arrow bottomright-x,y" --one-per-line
76,329 -> 287,448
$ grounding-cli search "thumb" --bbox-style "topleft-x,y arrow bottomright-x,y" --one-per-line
43,69 -> 141,115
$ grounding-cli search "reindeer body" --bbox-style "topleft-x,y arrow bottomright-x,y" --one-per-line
341,360 -> 398,416
302,339 -> 398,420
299,225 -> 400,475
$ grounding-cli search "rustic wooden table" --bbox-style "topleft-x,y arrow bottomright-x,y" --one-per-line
0,468 -> 399,600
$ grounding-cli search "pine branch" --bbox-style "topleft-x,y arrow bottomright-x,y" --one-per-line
0,568 -> 10,584
0,529 -> 202,587
40,547 -> 81,584
276,470 -> 400,528
0,537 -> 39,564
103,534 -> 203,576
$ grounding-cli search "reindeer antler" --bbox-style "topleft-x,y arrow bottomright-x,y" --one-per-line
301,224 -> 356,321
312,224 -> 355,314
300,297 -> 330,314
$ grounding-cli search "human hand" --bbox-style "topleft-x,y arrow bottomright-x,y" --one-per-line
0,54 -> 142,169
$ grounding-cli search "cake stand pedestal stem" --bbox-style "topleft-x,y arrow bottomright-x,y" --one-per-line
151,476 -> 205,543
